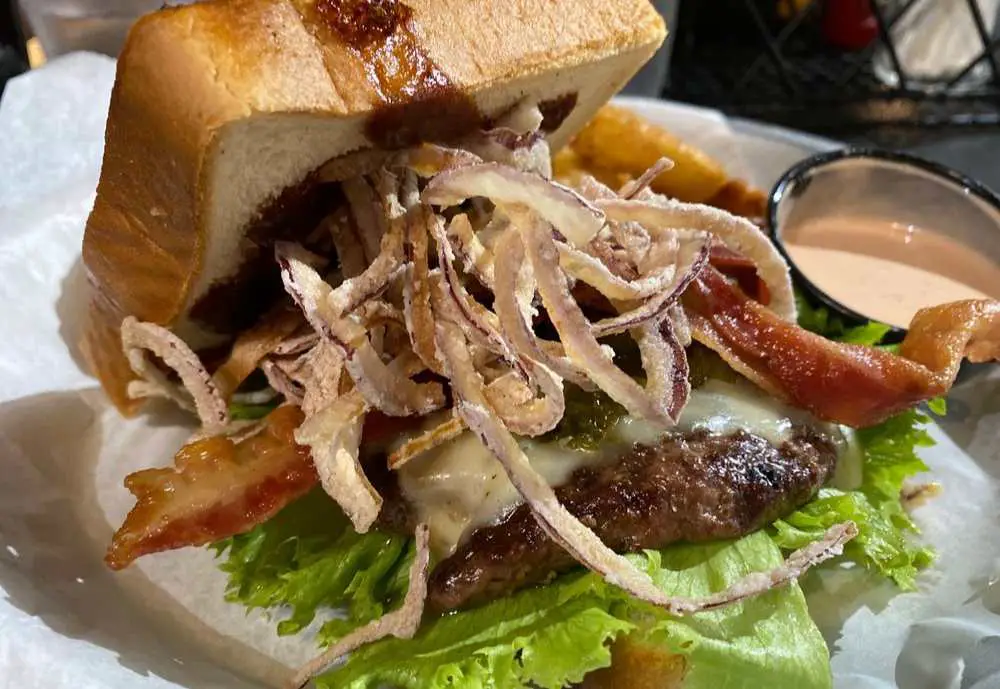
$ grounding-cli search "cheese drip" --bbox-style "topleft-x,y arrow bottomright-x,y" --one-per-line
398,380 -> 841,557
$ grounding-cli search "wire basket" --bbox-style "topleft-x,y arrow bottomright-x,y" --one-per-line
665,0 -> 1000,137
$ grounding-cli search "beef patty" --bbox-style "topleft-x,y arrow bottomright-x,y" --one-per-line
378,427 -> 838,612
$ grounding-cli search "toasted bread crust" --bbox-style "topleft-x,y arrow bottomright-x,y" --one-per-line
81,0 -> 665,411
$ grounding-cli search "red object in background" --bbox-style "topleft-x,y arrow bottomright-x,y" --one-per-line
823,0 -> 879,51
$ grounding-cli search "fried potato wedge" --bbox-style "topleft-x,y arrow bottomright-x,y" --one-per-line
706,179 -> 768,221
580,636 -> 688,689
571,105 -> 728,203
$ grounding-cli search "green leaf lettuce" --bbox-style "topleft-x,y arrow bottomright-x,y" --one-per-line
775,291 -> 938,589
794,290 -> 893,346
772,488 -> 933,590
213,489 -> 412,645
316,531 -> 829,689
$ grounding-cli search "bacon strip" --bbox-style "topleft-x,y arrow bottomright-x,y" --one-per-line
902,299 -> 1000,378
709,241 -> 770,306
684,267 -> 1000,428
106,406 -> 317,570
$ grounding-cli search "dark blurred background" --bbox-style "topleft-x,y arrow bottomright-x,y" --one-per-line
1,0 -> 29,87
3,0 -> 1000,187
662,0 -> 1000,139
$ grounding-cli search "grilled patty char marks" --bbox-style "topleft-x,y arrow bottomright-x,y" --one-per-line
419,428 -> 837,611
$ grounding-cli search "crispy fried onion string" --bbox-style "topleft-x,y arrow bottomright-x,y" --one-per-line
211,306 -> 304,399
120,317 -> 228,431
483,362 -> 566,437
556,240 -> 678,300
325,221 -> 406,318
423,163 -> 605,247
261,358 -> 305,406
296,352 -> 428,532
492,229 -> 597,389
574,174 -> 619,202
589,232 -> 712,338
478,213 -> 510,251
437,319 -> 858,614
447,213 -> 495,288
431,212 -> 566,436
343,177 -> 388,264
421,162 -> 711,427
277,242 -> 444,417
273,332 -> 320,357
295,389 -> 372,529
402,205 -> 444,374
634,316 -> 690,423
608,220 -> 653,267
390,144 -> 483,178
618,156 -> 674,199
300,340 -> 345,417
516,211 -> 673,424
326,208 -> 369,279
681,520 -> 858,612
462,128 -> 553,178
431,211 -> 519,365
671,304 -> 693,347
388,414 -> 466,469
290,523 -> 431,689
598,198 -> 796,320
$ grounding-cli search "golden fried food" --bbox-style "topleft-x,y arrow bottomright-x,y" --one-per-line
552,147 -> 633,192
552,146 -> 587,181
707,179 -> 768,221
580,637 -> 688,689
570,104 -> 728,203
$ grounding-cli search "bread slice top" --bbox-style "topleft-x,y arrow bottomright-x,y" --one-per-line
80,0 -> 665,412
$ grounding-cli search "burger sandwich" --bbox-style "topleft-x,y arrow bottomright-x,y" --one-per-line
80,1 -> 1000,687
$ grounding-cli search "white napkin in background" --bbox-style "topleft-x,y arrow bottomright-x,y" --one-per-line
1,53 -> 1000,689
0,52 -> 112,209
0,52 -> 112,402
891,0 -> 1000,83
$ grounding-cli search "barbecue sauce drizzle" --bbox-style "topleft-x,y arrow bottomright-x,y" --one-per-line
312,0 -> 483,148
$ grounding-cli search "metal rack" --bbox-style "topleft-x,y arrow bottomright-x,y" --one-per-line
665,0 -> 1000,138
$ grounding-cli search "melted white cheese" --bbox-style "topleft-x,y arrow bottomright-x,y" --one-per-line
614,379 -> 836,447
398,434 -> 603,557
398,380 -> 842,557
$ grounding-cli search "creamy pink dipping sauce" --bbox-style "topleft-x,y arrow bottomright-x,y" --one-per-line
784,216 -> 1000,330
